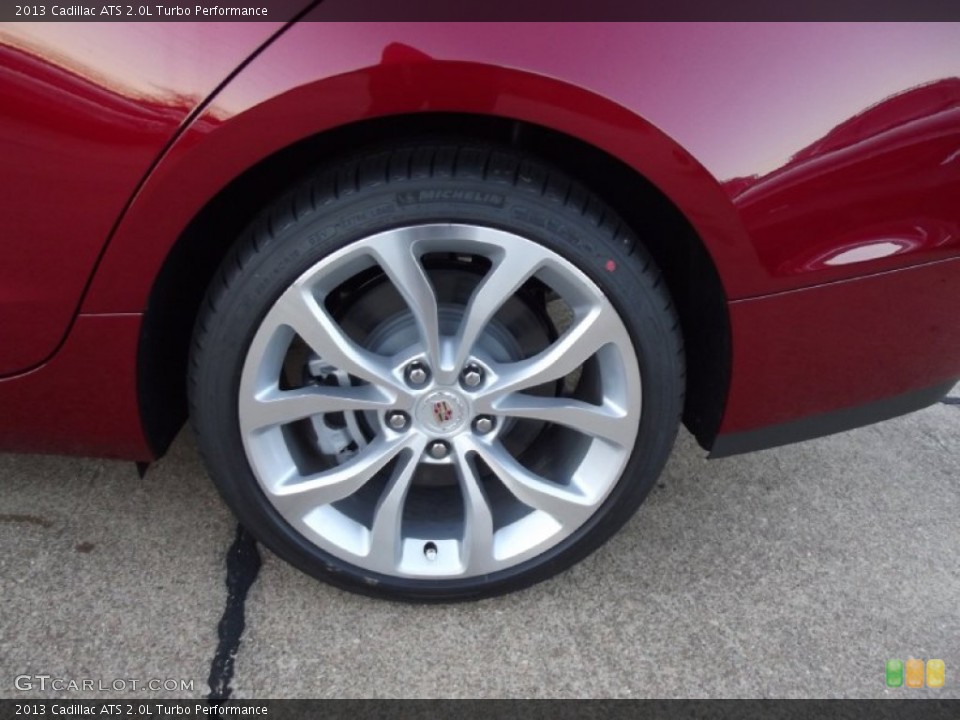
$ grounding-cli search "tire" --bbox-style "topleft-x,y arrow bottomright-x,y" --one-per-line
189,142 -> 684,601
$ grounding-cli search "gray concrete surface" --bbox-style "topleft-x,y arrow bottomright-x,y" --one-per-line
2,383 -> 958,699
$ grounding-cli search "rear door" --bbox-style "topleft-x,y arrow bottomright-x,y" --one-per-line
0,23 -> 289,375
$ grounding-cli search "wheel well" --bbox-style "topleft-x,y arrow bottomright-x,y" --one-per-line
138,113 -> 730,456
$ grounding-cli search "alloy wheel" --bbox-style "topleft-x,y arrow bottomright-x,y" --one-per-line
237,224 -> 642,579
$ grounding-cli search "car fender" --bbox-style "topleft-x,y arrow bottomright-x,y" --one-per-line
81,25 -> 762,313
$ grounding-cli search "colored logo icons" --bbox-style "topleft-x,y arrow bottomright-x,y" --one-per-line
886,658 -> 945,688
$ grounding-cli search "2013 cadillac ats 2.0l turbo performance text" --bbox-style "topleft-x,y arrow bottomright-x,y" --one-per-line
1,21 -> 958,600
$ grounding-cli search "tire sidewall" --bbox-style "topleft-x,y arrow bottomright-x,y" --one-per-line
191,168 -> 682,601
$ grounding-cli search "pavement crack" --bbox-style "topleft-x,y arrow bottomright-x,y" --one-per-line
941,396 -> 960,406
0,513 -> 53,528
207,524 -> 261,700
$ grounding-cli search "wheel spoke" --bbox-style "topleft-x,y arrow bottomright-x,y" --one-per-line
452,437 -> 496,574
271,286 -> 395,387
243,384 -> 394,432
238,223 -> 645,582
443,248 -> 547,381
268,436 -> 410,514
370,239 -> 441,371
468,438 -> 594,528
490,394 -> 634,447
366,441 -> 424,572
488,302 -> 617,395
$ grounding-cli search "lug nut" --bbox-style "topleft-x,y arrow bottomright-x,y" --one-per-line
473,416 -> 495,434
427,441 -> 450,459
406,362 -> 429,386
386,411 -> 409,430
424,542 -> 438,561
461,364 -> 483,388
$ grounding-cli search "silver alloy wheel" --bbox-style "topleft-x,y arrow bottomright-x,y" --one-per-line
237,224 -> 641,579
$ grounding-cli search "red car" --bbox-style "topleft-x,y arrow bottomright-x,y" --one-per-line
1,21 -> 958,600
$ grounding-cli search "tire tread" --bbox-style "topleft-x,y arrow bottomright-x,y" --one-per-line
189,140 -> 686,601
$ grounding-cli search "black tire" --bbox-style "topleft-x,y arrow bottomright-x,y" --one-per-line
189,142 -> 684,601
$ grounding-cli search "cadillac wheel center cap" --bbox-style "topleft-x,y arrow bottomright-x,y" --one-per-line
416,390 -> 468,435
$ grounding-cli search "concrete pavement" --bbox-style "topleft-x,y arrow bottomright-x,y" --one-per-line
2,384 -> 958,698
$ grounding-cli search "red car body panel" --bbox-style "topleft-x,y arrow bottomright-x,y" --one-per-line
0,314 -> 147,458
82,22 -> 960,312
0,21 -> 959,460
0,22 -> 287,376
723,257 -> 960,433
